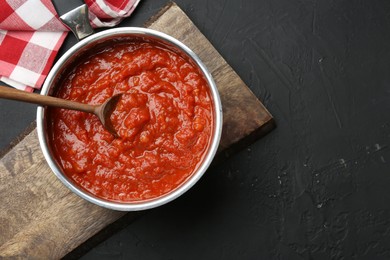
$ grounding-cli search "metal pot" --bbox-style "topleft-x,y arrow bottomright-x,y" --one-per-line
36,26 -> 223,211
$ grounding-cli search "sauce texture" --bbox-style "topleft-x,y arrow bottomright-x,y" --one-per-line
49,41 -> 213,202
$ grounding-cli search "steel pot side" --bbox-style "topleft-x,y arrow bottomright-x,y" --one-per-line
37,27 -> 223,211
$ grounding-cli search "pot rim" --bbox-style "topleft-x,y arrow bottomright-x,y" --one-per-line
36,27 -> 223,211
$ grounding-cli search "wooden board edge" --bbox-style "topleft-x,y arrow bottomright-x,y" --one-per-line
0,121 -> 36,159
214,117 -> 276,164
63,213 -> 143,260
144,1 -> 176,28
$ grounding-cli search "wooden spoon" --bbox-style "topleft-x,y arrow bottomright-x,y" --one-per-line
0,85 -> 121,137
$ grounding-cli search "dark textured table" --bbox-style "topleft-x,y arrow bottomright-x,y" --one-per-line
1,0 -> 390,259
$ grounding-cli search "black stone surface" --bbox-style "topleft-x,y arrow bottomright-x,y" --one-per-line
2,0 -> 390,259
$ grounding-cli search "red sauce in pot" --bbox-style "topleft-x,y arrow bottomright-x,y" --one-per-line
48,41 -> 214,202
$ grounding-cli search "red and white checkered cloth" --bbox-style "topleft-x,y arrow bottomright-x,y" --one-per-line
0,0 -> 140,92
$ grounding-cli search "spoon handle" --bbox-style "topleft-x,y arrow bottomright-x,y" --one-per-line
0,85 -> 96,114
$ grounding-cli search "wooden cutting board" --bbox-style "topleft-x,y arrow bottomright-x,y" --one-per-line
0,2 -> 274,259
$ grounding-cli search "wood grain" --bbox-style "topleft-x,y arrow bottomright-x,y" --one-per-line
0,2 -> 274,259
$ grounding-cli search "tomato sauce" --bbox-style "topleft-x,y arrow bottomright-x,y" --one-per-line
48,41 -> 213,202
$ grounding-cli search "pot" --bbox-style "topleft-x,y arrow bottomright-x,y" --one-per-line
36,27 -> 223,211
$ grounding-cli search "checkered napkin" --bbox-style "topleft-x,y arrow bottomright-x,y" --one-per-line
0,0 -> 140,92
